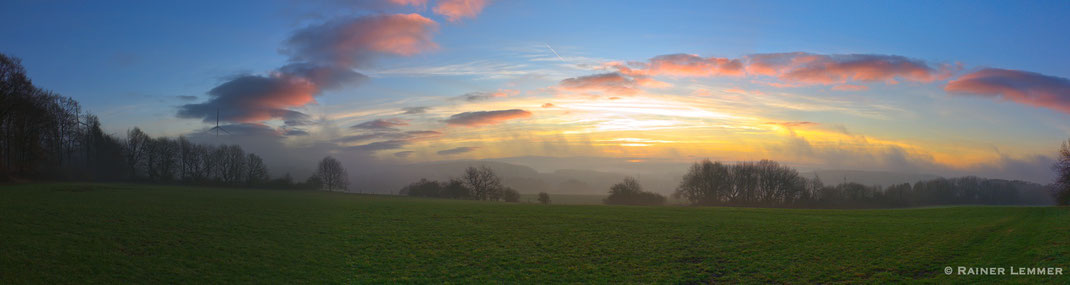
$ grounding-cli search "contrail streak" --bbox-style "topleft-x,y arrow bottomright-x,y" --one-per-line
545,43 -> 567,63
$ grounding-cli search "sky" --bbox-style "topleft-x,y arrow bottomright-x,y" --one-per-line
2,0 -> 1069,184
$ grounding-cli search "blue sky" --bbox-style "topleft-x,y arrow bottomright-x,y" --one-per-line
2,0 -> 1069,183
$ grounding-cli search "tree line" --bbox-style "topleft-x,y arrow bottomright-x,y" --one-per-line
0,53 -> 349,192
399,166 -> 522,202
667,159 -> 1056,208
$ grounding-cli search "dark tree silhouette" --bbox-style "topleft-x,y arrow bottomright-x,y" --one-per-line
502,187 -> 520,202
316,156 -> 348,192
462,166 -> 503,201
605,177 -> 665,206
537,192 -> 551,205
245,153 -> 268,187
1054,139 -> 1070,206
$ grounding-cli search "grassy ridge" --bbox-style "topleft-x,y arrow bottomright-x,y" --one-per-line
1,183 -> 1067,283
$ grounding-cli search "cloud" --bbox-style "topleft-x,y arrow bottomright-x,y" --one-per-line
177,74 -> 318,123
284,13 -> 438,67
457,89 -> 517,101
351,118 -> 409,130
401,106 -> 430,114
433,0 -> 490,22
746,52 -> 955,85
336,130 -> 441,143
175,95 -> 198,101
278,63 -> 368,89
768,121 -> 819,128
618,54 -> 744,77
283,128 -> 310,136
388,0 -> 427,7
347,140 -> 409,152
541,103 -> 555,108
437,146 -> 477,155
558,72 -> 639,95
179,13 -> 438,124
945,68 -> 1070,114
190,123 -> 283,137
394,150 -> 415,157
443,109 -> 532,126
831,84 -> 869,91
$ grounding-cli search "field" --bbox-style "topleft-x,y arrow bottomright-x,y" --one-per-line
1,183 -> 1068,283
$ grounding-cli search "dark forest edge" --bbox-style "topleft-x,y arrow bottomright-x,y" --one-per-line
3,51 -> 1070,208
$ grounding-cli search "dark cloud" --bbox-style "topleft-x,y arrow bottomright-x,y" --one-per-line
351,118 -> 408,130
336,130 -> 440,145
347,139 -> 408,152
179,13 -> 438,124
175,95 -> 198,101
401,106 -> 430,114
190,123 -> 283,137
437,146 -> 477,155
456,90 -> 516,102
177,75 -> 317,123
443,109 -> 532,127
278,63 -> 368,89
945,68 -> 1070,114
394,150 -> 415,158
283,129 -> 310,136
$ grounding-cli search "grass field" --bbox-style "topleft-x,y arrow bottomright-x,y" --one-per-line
1,183 -> 1068,283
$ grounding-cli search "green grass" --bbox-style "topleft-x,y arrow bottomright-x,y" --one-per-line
1,183 -> 1067,283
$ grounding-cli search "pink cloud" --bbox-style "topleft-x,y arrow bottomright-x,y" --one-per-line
768,121 -> 819,128
620,53 -> 744,77
746,53 -> 956,85
286,13 -> 438,67
444,109 -> 532,127
558,72 -> 639,95
388,0 -> 428,6
831,84 -> 869,91
945,68 -> 1070,114
433,0 -> 490,22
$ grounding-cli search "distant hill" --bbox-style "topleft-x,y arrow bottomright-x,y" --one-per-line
802,170 -> 942,187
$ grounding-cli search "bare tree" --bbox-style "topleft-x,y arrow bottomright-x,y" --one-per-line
1054,139 -> 1070,206
124,127 -> 150,179
245,153 -> 268,187
316,156 -> 349,192
461,166 -> 502,201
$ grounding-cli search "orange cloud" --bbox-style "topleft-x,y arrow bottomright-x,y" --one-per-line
433,0 -> 490,22
620,53 -> 744,77
444,109 -> 532,127
946,68 -> 1070,114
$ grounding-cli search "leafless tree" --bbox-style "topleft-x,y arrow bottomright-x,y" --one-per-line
316,156 -> 348,192
462,166 -> 502,200
246,153 -> 268,187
